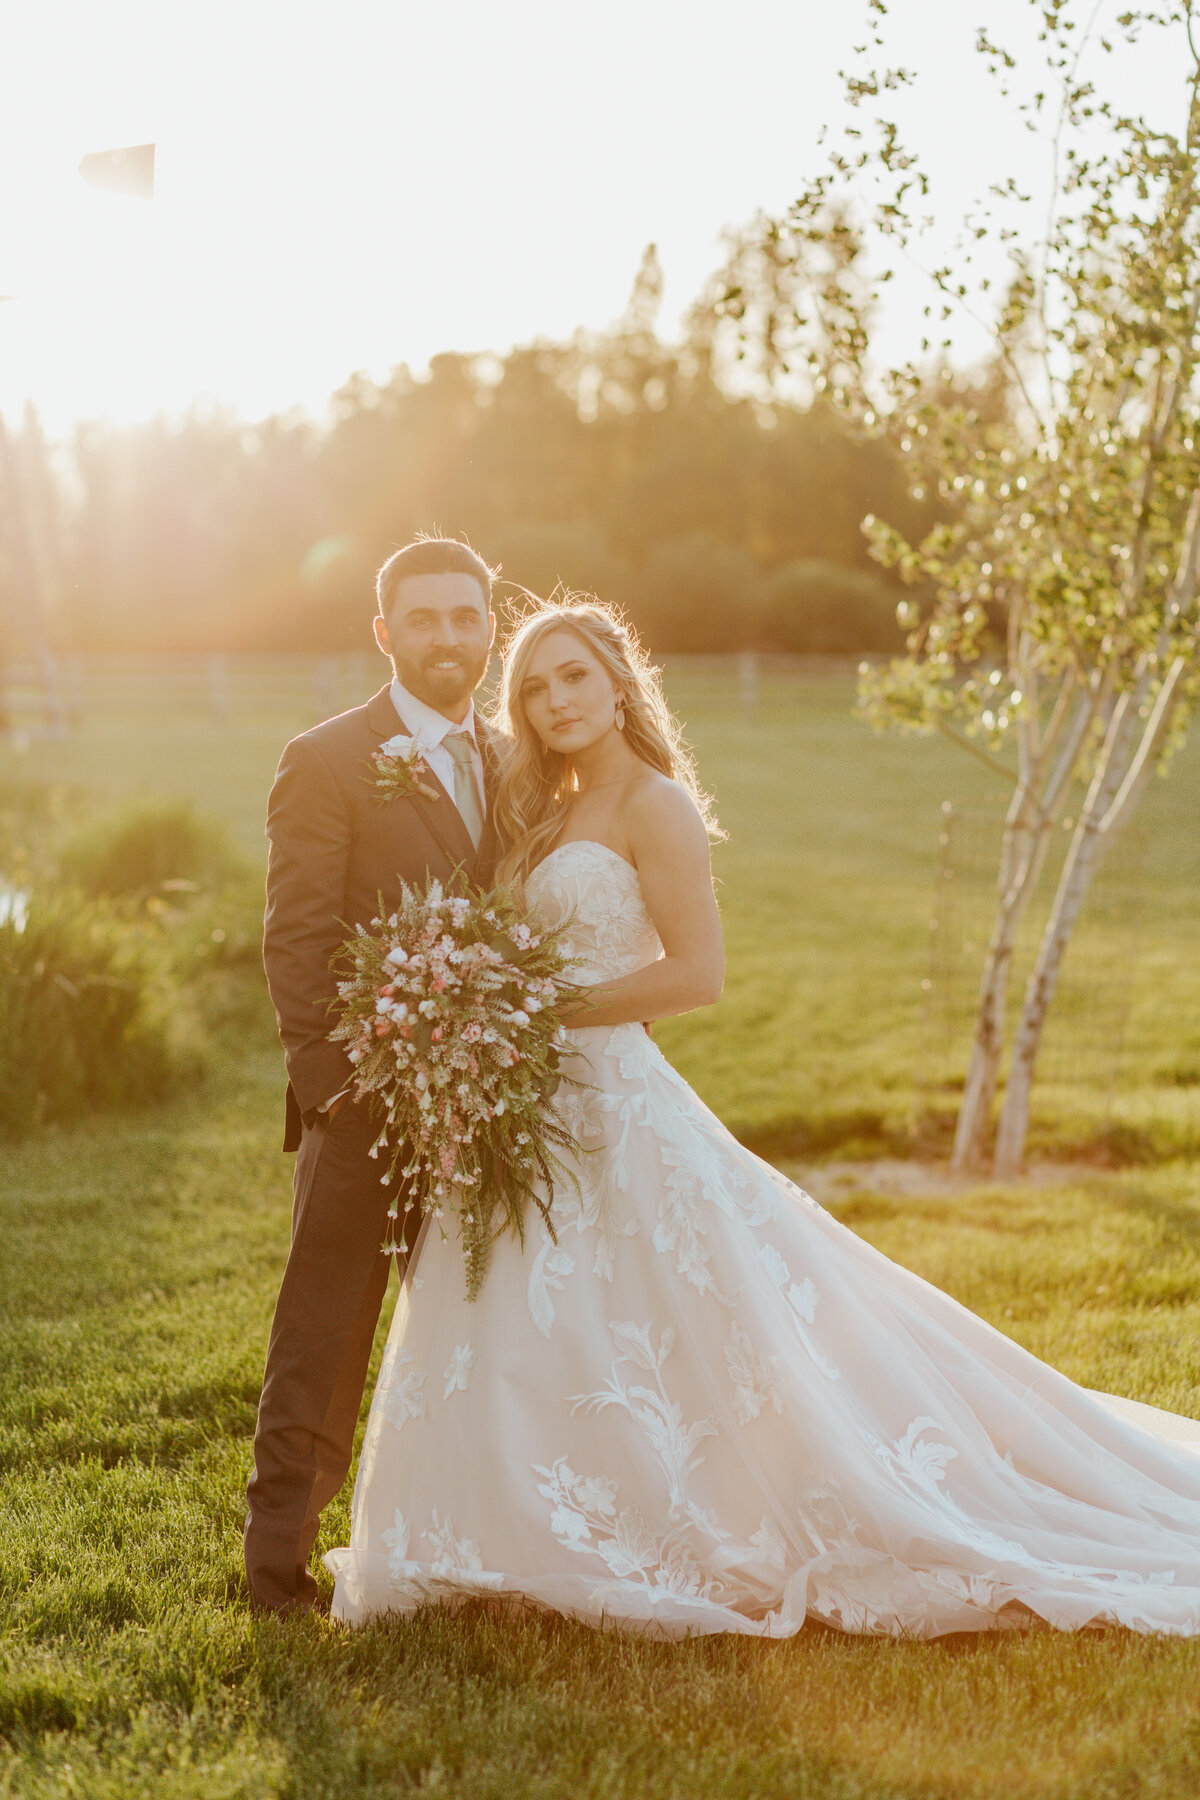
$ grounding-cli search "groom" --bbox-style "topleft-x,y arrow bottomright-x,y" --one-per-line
245,534 -> 501,1614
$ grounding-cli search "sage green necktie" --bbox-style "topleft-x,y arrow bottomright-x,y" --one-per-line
444,731 -> 484,849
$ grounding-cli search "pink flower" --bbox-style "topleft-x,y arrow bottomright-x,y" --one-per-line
431,1026 -> 443,1043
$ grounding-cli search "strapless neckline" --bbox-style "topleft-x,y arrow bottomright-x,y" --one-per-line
533,840 -> 638,878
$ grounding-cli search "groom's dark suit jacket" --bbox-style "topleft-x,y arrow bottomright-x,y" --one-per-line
263,682 -> 503,1150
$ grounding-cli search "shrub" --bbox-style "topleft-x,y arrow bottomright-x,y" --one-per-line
635,534 -> 766,652
0,890 -> 197,1139
58,801 -> 237,902
761,559 -> 904,655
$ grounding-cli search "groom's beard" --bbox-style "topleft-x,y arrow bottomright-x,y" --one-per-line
395,646 -> 490,712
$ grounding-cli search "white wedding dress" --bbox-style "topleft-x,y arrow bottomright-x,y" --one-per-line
326,840 -> 1200,1638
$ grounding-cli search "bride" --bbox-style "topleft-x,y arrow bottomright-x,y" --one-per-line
325,597 -> 1200,1639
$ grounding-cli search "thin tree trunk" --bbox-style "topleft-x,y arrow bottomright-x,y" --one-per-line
950,676 -> 1095,1171
992,816 -> 1110,1177
992,691 -> 1142,1175
951,812 -> 1047,1170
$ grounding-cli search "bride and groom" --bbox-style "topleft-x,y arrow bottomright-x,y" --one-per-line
245,534 -> 1200,1638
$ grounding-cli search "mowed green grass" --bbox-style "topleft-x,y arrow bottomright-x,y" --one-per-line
4,1057 -> 1200,1799
3,665 -> 1200,1798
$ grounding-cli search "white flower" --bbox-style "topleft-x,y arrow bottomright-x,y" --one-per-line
550,1506 -> 592,1544
507,1010 -> 530,1029
379,733 -> 417,758
384,946 -> 409,969
383,1509 -> 415,1582
424,1508 -> 484,1576
443,1343 -> 475,1398
384,1352 -> 427,1432
574,1475 -> 618,1516
749,1517 -> 788,1569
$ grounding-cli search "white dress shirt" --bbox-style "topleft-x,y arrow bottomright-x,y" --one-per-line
389,678 -> 485,818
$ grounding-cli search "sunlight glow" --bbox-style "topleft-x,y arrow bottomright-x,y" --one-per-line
0,0 -> 1184,432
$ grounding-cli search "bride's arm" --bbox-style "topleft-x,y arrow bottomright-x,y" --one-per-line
558,780 -> 723,1028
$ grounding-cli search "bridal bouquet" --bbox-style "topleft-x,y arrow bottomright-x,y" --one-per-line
330,882 -> 582,1299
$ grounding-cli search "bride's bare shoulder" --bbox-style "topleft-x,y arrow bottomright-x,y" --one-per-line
623,773 -> 710,858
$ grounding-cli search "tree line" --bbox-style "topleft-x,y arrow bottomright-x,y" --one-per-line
0,250 -> 936,658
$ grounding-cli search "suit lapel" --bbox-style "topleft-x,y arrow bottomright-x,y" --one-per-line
364,685 -> 477,877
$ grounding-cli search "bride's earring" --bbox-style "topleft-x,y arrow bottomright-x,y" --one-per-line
614,697 -> 626,731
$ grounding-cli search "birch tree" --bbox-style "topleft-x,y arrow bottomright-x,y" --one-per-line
712,0 -> 1200,1174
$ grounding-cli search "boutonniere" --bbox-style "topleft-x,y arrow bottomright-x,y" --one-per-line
367,734 -> 440,804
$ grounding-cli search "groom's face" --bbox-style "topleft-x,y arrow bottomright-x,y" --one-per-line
374,573 -> 496,721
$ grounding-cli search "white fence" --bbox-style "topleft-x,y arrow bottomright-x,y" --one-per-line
1,650 -> 869,735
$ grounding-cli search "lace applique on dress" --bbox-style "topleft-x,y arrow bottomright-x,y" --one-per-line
525,840 -> 662,985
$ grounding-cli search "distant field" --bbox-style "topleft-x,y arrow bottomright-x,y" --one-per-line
4,654 -> 1199,1161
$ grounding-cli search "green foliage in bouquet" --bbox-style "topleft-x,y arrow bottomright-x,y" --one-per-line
331,881 -> 585,1300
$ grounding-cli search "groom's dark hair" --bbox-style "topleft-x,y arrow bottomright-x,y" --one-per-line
376,534 -> 495,621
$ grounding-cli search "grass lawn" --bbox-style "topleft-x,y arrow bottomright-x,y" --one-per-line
3,664 -> 1200,1797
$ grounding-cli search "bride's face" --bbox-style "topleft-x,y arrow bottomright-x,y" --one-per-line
519,627 -> 623,757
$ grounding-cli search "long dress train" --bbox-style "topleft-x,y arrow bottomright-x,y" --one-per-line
325,841 -> 1200,1639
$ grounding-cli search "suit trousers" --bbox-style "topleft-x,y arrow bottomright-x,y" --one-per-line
244,1099 -> 410,1612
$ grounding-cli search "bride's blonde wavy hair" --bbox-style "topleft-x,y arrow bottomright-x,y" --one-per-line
491,593 -> 721,891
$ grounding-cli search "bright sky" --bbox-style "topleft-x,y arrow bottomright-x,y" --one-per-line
0,0 -> 1184,432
